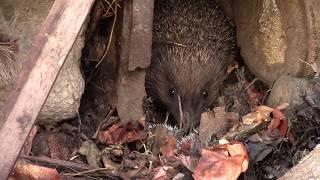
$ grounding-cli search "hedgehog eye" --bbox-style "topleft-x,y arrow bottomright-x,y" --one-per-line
201,90 -> 208,98
169,89 -> 176,97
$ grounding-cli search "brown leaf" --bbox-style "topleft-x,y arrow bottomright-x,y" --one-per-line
78,141 -> 101,168
152,126 -> 178,157
193,142 -> 248,180
161,135 -> 177,157
10,160 -> 61,180
199,107 -> 239,144
178,139 -> 193,154
254,106 -> 274,122
153,166 -> 171,180
247,86 -> 263,106
98,122 -> 147,144
268,109 -> 288,138
242,112 -> 258,125
179,154 -> 199,172
46,133 -> 70,160
242,105 -> 273,124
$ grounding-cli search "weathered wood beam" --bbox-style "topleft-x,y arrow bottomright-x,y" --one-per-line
116,0 -> 154,123
279,145 -> 320,179
0,0 -> 95,178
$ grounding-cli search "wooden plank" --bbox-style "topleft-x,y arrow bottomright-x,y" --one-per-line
128,0 -> 154,70
116,0 -> 154,123
0,0 -> 94,177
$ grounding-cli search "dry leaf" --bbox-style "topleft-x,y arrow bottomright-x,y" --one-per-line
247,86 -> 263,106
153,166 -> 171,180
152,126 -> 178,157
179,154 -> 199,172
242,112 -> 258,125
193,142 -> 248,180
199,107 -> 238,144
98,122 -> 147,145
268,109 -> 288,137
254,106 -> 274,122
79,141 -> 101,168
46,133 -> 70,160
242,105 -> 273,125
161,137 -> 177,157
10,160 -> 61,180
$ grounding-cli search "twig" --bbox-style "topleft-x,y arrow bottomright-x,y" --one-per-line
103,0 -> 116,13
63,167 -> 117,177
222,120 -> 271,141
244,77 -> 258,92
95,0 -> 118,68
21,155 -> 93,171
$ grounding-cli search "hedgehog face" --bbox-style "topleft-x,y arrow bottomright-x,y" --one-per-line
161,86 -> 215,132
145,44 -> 227,132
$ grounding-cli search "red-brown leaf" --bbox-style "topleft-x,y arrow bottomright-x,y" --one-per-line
153,166 -> 171,180
179,154 -> 199,172
10,161 -> 61,180
98,122 -> 147,144
160,134 -> 177,157
193,142 -> 249,180
268,109 -> 288,137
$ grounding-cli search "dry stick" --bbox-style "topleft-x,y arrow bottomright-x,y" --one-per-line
0,0 -> 95,178
99,1 -> 109,17
84,0 -> 118,85
22,155 -> 119,179
21,155 -> 93,172
95,0 -> 118,68
102,0 -> 119,18
244,77 -> 258,92
64,167 -> 118,177
103,0 -> 116,13
222,120 -> 270,141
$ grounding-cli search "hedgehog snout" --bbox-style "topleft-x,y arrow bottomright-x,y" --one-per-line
174,94 -> 201,134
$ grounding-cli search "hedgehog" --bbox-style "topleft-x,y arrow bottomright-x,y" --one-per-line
145,0 -> 237,133
0,33 -> 19,88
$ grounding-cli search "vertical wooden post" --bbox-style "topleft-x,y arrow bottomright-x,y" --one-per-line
0,0 -> 95,178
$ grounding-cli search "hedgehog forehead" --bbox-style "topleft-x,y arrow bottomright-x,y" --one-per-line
160,46 -> 220,96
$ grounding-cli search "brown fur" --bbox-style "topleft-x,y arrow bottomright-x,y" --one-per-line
0,33 -> 19,87
145,0 -> 237,132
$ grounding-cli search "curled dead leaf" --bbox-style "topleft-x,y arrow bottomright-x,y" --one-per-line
268,109 -> 288,138
98,122 -> 147,145
193,141 -> 248,180
242,105 -> 273,125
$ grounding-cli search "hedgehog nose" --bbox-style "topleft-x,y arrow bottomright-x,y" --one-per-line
176,95 -> 197,133
179,111 -> 196,134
